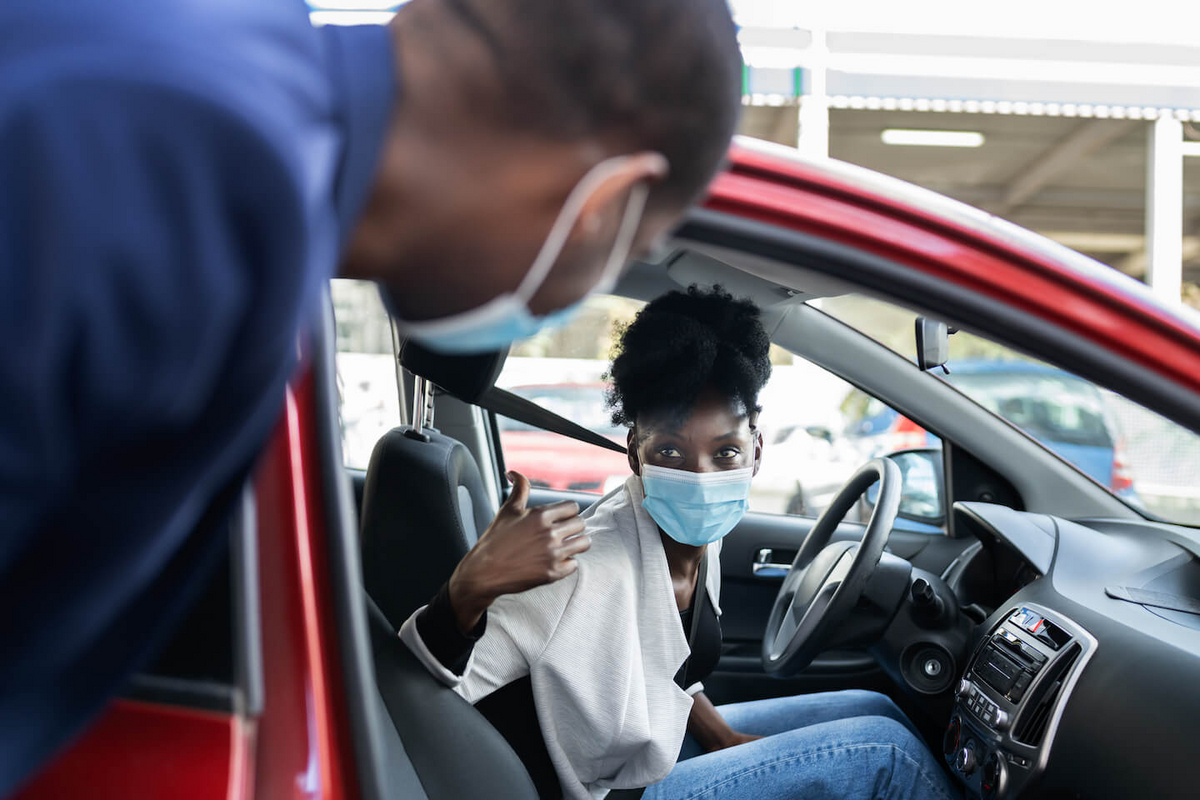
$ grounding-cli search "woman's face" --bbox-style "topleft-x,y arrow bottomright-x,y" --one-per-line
628,386 -> 764,476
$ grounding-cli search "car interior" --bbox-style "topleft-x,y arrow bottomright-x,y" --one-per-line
128,207 -> 1200,800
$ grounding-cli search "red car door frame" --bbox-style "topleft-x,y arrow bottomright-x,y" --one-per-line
16,144 -> 1200,800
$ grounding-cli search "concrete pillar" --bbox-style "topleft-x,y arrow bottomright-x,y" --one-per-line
1146,114 -> 1183,305
797,28 -> 829,158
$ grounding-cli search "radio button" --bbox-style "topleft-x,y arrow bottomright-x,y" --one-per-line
955,742 -> 979,775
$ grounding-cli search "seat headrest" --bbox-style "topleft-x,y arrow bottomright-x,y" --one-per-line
399,340 -> 508,404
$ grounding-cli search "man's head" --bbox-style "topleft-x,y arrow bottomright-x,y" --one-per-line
344,0 -> 743,336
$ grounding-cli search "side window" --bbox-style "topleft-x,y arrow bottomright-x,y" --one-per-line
752,362 -> 940,522
816,293 -> 1200,525
495,294 -> 643,494
494,293 -> 938,525
330,279 -> 401,470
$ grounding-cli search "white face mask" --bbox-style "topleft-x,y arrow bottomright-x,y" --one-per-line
380,155 -> 652,354
640,465 -> 754,546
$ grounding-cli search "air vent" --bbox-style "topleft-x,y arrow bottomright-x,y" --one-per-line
1013,643 -> 1081,745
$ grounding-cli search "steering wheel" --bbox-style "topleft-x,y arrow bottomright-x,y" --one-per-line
761,458 -> 902,675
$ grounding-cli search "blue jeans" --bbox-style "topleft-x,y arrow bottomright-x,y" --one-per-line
642,690 -> 959,800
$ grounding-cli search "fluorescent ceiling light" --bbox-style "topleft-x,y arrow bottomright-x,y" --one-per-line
1183,141 -> 1200,157
307,0 -> 400,8
881,129 -> 985,147
309,10 -> 395,25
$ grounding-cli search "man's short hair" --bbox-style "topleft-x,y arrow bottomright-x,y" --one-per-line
439,0 -> 744,209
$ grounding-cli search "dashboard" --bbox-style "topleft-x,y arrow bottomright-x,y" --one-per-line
942,502 -> 1200,799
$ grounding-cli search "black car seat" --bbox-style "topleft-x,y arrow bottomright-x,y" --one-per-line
360,423 -> 494,628
359,343 -> 541,799
360,341 -> 508,627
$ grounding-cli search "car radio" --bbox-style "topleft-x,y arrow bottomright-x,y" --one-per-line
944,604 -> 1096,799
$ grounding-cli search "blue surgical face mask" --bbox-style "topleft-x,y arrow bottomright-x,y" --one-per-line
382,155 -> 651,354
640,465 -> 754,547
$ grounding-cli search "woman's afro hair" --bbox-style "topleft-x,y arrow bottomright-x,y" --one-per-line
606,285 -> 772,427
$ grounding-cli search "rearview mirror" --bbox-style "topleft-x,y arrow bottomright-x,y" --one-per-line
915,317 -> 954,373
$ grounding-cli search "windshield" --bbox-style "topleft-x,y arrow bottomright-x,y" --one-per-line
944,370 -> 1112,448
813,294 -> 1200,526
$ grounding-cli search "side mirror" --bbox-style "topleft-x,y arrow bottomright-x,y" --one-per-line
863,448 -> 946,525
805,425 -> 833,444
915,317 -> 954,373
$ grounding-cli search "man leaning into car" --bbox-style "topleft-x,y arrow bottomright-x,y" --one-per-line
0,0 -> 744,792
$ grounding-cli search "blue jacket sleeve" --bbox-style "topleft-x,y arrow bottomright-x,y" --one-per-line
0,71 -> 327,793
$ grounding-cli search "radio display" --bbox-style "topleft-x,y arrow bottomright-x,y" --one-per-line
1009,607 -> 1071,650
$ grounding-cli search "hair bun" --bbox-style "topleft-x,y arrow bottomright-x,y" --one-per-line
605,285 -> 772,426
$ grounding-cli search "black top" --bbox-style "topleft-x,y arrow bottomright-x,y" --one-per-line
416,578 -> 722,799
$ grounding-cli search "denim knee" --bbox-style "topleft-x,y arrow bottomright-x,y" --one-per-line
830,689 -> 904,720
857,717 -> 958,800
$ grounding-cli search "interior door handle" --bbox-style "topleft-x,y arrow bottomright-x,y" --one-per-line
752,548 -> 793,578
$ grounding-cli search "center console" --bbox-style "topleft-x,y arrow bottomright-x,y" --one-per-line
943,604 -> 1096,798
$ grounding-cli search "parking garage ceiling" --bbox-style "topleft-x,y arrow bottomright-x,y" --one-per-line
739,111 -> 1200,284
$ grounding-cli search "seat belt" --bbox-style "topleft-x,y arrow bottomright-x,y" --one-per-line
608,553 -> 710,800
676,552 -> 710,690
477,386 -> 627,454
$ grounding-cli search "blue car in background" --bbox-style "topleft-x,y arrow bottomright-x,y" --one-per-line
843,360 -> 1138,499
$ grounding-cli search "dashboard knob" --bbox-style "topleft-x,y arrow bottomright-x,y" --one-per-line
955,743 -> 978,775
943,717 -> 961,756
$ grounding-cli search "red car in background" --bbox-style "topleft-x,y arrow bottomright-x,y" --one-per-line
497,384 -> 631,493
14,140 -> 1200,800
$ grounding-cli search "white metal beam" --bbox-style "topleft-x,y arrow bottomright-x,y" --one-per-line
796,28 -> 829,158
1146,115 -> 1184,304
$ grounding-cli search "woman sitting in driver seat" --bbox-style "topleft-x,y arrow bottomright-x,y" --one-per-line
401,286 -> 957,800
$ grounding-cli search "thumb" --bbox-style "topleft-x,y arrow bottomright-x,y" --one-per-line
503,471 -> 530,513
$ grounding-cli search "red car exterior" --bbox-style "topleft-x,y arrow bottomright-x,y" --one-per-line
15,140 -> 1200,799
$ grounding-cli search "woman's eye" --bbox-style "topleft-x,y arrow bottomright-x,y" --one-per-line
716,448 -> 741,460
658,447 -> 682,458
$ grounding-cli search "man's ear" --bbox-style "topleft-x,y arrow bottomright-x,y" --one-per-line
752,427 -> 764,478
574,152 -> 668,241
627,427 -> 641,476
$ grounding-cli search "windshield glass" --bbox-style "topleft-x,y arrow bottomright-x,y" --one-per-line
945,370 -> 1111,448
812,294 -> 1200,526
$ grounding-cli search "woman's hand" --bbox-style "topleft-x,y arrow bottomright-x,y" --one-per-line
446,471 -> 591,634
712,731 -> 763,751
688,692 -> 765,753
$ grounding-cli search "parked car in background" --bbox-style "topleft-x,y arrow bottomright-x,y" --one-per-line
841,360 -> 1137,497
496,384 -> 630,493
945,360 -> 1135,493
841,387 -> 938,457
751,423 -> 858,516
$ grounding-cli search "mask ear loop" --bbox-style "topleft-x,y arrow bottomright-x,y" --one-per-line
590,181 -> 650,296
511,155 -> 649,306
